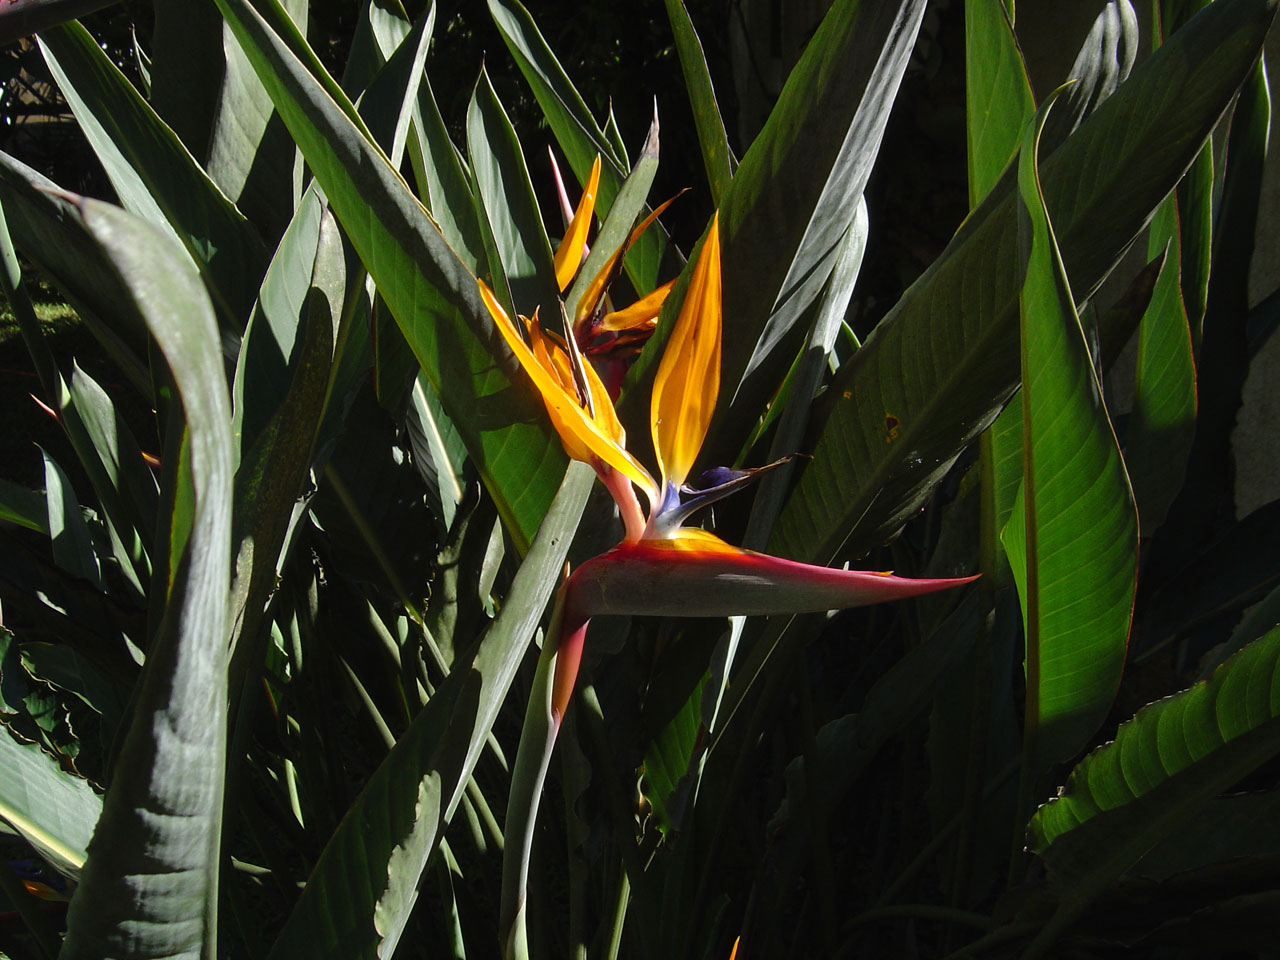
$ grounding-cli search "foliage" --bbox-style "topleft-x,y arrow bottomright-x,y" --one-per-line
0,0 -> 1276,958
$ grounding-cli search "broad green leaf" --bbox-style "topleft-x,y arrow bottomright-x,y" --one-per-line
407,72 -> 483,268
1125,199 -> 1197,533
0,151 -> 150,393
41,449 -> 103,591
467,66 -> 558,321
965,0 -> 1034,206
266,462 -> 593,960
0,174 -> 154,577
642,676 -> 705,835
354,9 -> 437,407
206,0 -> 309,242
965,0 -> 1033,581
340,0 -> 412,99
38,21 -> 269,326
770,0 -> 1275,567
487,0 -> 670,294
1001,91 -> 1136,769
0,727 -> 102,879
60,199 -> 233,960
0,479 -> 48,534
150,0 -> 226,155
359,3 -> 434,169
743,199 -> 868,549
1158,54 -> 1269,557
698,0 -> 929,467
663,0 -> 734,205
67,362 -> 158,563
1026,625 -> 1280,947
1158,0 -> 1214,340
215,0 -> 567,554
228,193 -> 342,685
405,371 -> 468,533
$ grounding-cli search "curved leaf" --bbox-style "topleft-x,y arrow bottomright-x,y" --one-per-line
1001,90 -> 1137,769
467,66 -> 558,321
266,462 -> 593,960
38,21 -> 269,326
214,0 -> 567,554
61,199 -> 233,960
704,0 -> 928,466
771,0 -> 1276,567
1026,625 -> 1280,946
0,727 -> 101,880
0,151 -> 150,392
487,0 -> 671,294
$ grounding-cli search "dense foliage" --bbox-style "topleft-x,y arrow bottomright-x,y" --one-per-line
0,1 -> 1278,959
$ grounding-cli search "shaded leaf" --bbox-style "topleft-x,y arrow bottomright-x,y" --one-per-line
0,725 -> 101,880
265,463 -> 593,960
216,0 -> 568,554
770,0 -> 1275,567
38,21 -> 269,326
1027,625 -> 1280,946
60,199 -> 233,960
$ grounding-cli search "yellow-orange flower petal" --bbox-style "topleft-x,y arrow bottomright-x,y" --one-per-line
573,192 -> 681,326
597,278 -> 675,333
478,278 -> 657,501
651,213 -> 721,490
553,156 -> 601,292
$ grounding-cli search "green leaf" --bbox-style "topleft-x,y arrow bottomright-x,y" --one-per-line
467,65 -> 558,321
699,0 -> 929,466
487,0 -> 670,294
206,0 -> 309,242
215,0 -> 568,554
406,72 -> 483,269
0,726 -> 102,879
770,0 -> 1275,567
965,0 -> 1034,206
642,676 -> 705,835
663,0 -> 734,205
1001,89 -> 1136,769
965,0 -> 1033,582
228,190 -> 342,687
742,200 -> 868,549
40,449 -> 103,591
67,362 -> 158,567
0,151 -> 151,392
405,371 -> 468,533
1026,625 -> 1280,948
59,199 -> 233,960
0,479 -> 49,535
1125,200 -> 1197,533
265,462 -> 593,960
0,171 -> 154,581
38,21 -> 269,326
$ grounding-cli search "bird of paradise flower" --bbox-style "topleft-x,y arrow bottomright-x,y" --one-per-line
484,163 -> 975,958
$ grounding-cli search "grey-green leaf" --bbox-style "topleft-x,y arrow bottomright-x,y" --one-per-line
770,0 -> 1276,567
266,463 -> 593,960
59,199 -> 233,960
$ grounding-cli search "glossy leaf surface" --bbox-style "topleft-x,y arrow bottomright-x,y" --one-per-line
1002,92 -> 1137,768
